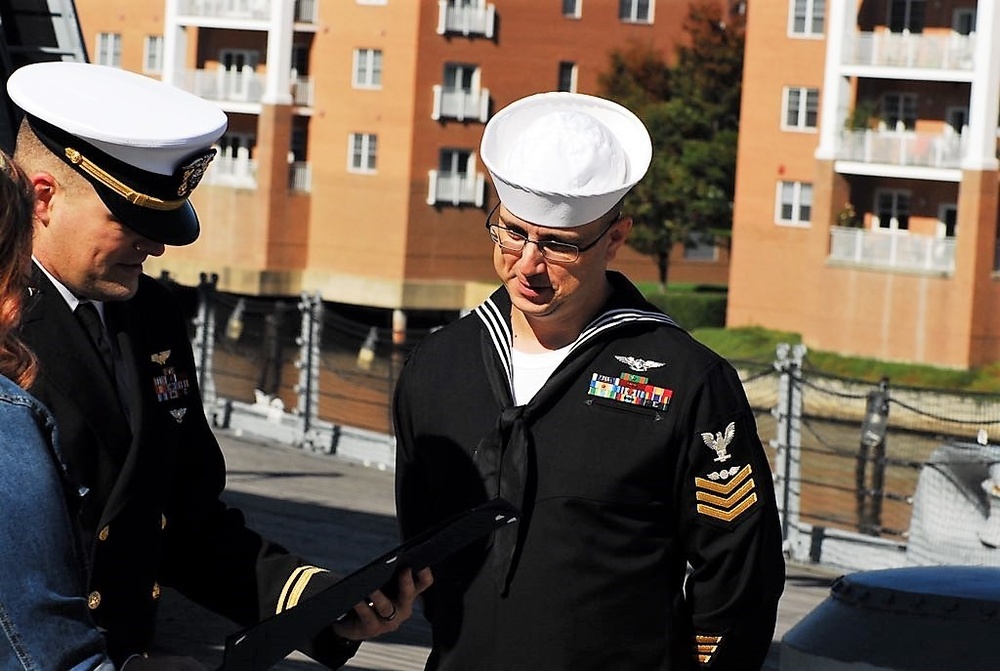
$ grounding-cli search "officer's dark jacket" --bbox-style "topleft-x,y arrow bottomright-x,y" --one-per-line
21,267 -> 356,666
394,272 -> 785,670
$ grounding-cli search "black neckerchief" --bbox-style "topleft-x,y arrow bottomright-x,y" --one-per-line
473,271 -> 678,593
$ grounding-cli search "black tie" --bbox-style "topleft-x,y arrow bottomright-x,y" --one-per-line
76,301 -> 115,376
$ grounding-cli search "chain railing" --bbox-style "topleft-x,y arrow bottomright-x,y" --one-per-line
171,275 -> 1000,571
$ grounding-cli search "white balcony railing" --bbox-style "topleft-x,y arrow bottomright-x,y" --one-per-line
291,76 -> 314,106
829,226 -> 956,274
843,31 -> 975,71
202,155 -> 258,189
431,86 -> 490,122
177,0 -> 317,23
177,67 -> 314,107
427,170 -> 485,207
288,162 -> 311,192
436,1 -> 496,38
836,129 -> 965,169
177,0 -> 270,21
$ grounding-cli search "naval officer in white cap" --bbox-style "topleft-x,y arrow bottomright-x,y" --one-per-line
8,62 -> 430,668
393,91 -> 784,670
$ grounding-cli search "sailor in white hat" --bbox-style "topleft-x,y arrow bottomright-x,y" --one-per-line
8,62 -> 430,666
394,92 -> 784,670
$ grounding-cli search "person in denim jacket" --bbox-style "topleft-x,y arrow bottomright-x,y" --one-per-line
0,150 -> 113,670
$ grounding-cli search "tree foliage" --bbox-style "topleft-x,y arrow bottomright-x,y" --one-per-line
598,1 -> 745,289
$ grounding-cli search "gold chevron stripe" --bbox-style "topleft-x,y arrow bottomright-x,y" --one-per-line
694,464 -> 752,494
697,492 -> 758,522
696,479 -> 756,507
276,565 -> 327,613
696,635 -> 722,644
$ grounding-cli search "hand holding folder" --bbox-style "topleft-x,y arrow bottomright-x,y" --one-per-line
217,498 -> 519,670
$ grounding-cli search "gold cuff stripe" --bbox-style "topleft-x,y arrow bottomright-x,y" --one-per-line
696,635 -> 723,644
697,653 -> 713,664
694,634 -> 723,665
64,147 -> 187,211
694,464 -> 752,494
276,565 -> 328,614
696,479 -> 756,507
697,492 -> 758,522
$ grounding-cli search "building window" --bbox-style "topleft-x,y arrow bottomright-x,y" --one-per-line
619,0 -> 652,24
349,133 -> 378,172
558,62 -> 577,93
946,106 -> 969,133
874,190 -> 910,231
889,0 -> 925,33
95,32 -> 121,67
353,48 -> 383,89
783,87 -> 819,130
938,204 -> 957,238
776,181 -> 812,225
789,0 -> 824,36
143,35 -> 164,74
444,62 -> 476,93
563,0 -> 581,18
440,148 -> 472,177
881,92 -> 918,131
683,231 -> 718,261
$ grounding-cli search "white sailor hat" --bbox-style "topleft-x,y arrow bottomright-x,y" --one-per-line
480,91 -> 651,228
6,61 -> 228,246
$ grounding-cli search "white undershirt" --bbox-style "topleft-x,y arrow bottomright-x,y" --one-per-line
511,344 -> 573,405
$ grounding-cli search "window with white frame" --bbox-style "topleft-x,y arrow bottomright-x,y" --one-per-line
790,0 -> 824,36
874,190 -> 911,231
349,133 -> 378,172
353,48 -> 383,89
776,181 -> 812,225
783,87 -> 819,130
440,148 -> 472,177
558,62 -> 577,93
881,92 -> 917,131
95,32 -> 121,67
443,63 -> 475,93
143,35 -> 164,74
889,0 -> 925,33
619,0 -> 652,24
563,0 -> 581,18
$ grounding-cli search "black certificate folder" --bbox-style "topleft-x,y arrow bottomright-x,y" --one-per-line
218,498 -> 519,671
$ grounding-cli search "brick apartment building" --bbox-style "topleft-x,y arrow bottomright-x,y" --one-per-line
728,0 -> 1000,368
68,0 -> 732,320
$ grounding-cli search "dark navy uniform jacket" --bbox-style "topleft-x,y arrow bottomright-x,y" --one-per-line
21,266 -> 356,666
394,272 -> 785,670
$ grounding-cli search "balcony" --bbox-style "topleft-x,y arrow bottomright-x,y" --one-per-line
176,67 -> 314,107
836,129 -> 965,170
829,226 -> 955,274
436,1 -> 495,38
431,86 -> 490,123
427,170 -> 485,207
203,155 -> 258,189
176,0 -> 317,24
842,31 -> 975,73
288,161 -> 311,192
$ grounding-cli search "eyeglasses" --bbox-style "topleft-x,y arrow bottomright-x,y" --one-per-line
485,203 -> 619,263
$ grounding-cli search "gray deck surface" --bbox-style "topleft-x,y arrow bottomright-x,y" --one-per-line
152,430 -> 836,670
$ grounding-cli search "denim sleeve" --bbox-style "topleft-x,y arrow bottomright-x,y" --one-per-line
0,392 -> 114,671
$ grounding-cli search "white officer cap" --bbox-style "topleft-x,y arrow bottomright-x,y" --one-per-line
6,61 -> 228,246
480,92 -> 651,228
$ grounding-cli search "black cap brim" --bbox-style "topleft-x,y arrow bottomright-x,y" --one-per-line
96,185 -> 201,246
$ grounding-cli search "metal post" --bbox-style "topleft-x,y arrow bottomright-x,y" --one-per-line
193,273 -> 219,415
773,342 -> 806,552
857,377 -> 890,535
294,292 -> 322,449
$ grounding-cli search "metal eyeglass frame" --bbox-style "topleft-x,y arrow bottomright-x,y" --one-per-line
484,202 -> 620,263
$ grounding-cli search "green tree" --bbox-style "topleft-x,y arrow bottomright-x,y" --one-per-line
599,1 -> 744,289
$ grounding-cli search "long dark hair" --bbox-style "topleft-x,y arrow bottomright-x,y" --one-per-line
0,149 -> 38,388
